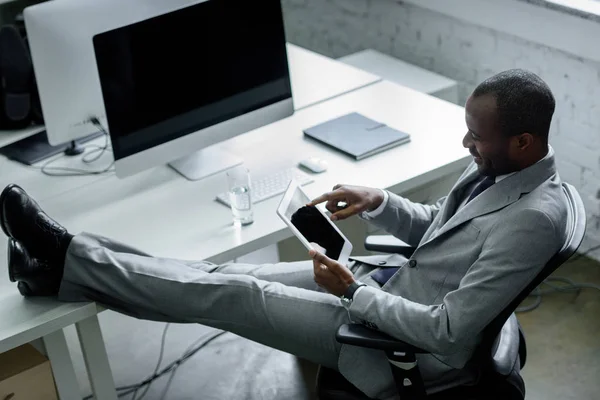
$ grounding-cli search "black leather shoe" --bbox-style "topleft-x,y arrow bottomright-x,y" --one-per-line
8,238 -> 62,296
0,183 -> 70,263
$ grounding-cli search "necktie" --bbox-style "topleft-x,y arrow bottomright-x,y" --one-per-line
370,175 -> 496,286
466,176 -> 495,203
371,265 -> 398,285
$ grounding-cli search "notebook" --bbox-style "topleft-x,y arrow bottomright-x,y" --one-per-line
303,112 -> 411,160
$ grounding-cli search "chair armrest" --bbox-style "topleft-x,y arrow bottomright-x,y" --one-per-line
364,235 -> 416,257
518,323 -> 527,369
492,314 -> 521,376
336,324 -> 427,353
337,324 -> 429,399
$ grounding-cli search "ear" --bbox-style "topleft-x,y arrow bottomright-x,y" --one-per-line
515,133 -> 534,150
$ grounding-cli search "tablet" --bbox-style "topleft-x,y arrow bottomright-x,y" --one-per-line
277,179 -> 353,265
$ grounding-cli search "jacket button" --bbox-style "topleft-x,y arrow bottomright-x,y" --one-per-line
408,260 -> 417,268
378,261 -> 386,266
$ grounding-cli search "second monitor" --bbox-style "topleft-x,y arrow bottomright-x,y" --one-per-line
25,0 -> 293,180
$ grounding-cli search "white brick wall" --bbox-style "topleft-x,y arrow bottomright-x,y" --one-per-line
282,0 -> 600,259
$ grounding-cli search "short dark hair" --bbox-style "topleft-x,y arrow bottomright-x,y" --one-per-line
472,69 -> 555,141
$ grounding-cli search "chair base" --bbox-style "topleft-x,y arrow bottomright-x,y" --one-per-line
317,366 -> 372,400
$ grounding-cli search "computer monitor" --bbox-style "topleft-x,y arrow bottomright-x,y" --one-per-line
24,0 -> 293,180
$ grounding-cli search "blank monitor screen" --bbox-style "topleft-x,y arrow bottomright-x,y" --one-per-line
93,0 -> 291,161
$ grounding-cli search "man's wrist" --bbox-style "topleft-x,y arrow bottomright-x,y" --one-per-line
368,189 -> 385,212
364,190 -> 389,218
341,280 -> 366,307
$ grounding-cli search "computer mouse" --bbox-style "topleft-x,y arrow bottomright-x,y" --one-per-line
299,157 -> 328,173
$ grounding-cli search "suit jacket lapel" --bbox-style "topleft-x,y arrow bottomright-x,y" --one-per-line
426,152 -> 557,243
433,177 -> 519,239
436,163 -> 480,226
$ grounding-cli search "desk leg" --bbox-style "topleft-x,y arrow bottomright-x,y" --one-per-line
76,315 -> 118,400
30,337 -> 47,356
43,329 -> 81,400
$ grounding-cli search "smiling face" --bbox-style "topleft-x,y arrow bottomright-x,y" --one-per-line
463,94 -> 520,177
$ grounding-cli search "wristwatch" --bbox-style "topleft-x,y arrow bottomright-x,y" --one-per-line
340,280 -> 366,308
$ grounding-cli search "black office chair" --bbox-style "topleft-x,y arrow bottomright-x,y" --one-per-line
316,182 -> 586,400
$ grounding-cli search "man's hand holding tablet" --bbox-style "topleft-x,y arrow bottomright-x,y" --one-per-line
309,247 -> 355,297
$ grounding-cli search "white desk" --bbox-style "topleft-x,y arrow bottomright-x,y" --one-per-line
287,44 -> 381,110
0,125 -> 45,149
0,80 -> 470,399
0,244 -> 113,400
45,80 -> 470,264
0,45 -> 381,400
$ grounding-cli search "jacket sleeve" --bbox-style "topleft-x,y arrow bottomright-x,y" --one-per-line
361,162 -> 476,247
349,208 -> 561,355
361,192 -> 446,247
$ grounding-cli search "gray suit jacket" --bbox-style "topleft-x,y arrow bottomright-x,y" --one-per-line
338,152 -> 568,399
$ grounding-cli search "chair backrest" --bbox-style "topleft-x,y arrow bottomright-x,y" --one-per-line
479,182 -> 586,360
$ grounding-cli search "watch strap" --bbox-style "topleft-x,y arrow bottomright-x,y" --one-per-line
343,280 -> 366,300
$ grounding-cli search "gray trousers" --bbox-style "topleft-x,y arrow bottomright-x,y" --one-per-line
58,233 -> 378,370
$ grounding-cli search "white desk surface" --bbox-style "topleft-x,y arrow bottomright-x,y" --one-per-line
43,80 -> 469,264
0,125 -> 45,149
0,233 -> 102,353
287,43 -> 381,110
0,80 -> 470,352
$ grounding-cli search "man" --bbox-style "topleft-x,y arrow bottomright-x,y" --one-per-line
1,69 -> 567,399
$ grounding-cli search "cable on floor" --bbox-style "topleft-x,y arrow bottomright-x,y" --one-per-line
516,243 -> 600,313
82,326 -> 227,400
130,323 -> 170,400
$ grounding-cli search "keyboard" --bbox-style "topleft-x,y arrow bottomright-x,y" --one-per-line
216,167 -> 314,207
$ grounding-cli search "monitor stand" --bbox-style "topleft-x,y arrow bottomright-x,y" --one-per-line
0,129 -> 104,165
168,146 -> 243,181
64,140 -> 86,156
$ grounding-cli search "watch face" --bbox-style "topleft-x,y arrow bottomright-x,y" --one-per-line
340,297 -> 351,308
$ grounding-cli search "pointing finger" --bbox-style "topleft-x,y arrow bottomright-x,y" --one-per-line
307,192 -> 331,207
308,190 -> 343,207
330,204 -> 362,221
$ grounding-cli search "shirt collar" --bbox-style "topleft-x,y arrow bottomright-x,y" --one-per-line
495,145 -> 553,183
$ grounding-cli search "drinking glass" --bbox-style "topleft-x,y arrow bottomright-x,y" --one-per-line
226,166 -> 254,226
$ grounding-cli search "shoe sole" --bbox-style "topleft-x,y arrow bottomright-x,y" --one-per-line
7,238 -> 16,282
17,281 -> 33,296
0,183 -> 22,238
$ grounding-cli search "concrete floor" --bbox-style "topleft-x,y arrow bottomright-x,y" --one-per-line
64,246 -> 600,400
518,255 -> 600,400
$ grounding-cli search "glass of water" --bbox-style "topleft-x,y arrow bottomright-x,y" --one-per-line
227,166 -> 254,226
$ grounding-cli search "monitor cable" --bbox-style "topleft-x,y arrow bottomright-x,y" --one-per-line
32,117 -> 115,176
